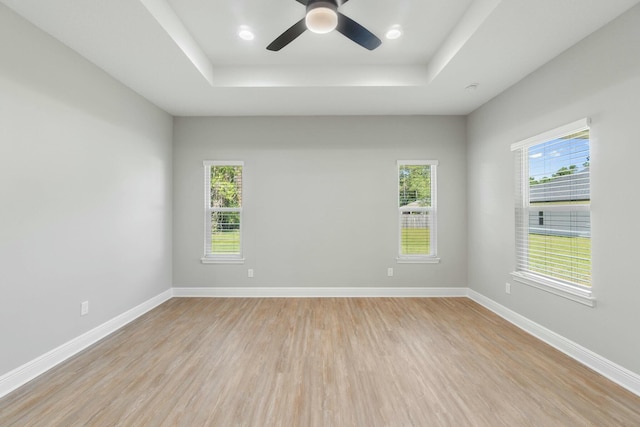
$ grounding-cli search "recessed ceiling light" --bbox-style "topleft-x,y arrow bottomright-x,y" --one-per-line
385,25 -> 403,40
238,26 -> 255,41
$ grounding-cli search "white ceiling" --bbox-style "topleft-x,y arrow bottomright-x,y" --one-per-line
2,0 -> 638,116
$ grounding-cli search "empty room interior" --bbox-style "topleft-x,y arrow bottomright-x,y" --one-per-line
1,0 -> 640,425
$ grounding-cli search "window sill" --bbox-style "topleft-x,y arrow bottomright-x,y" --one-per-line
510,272 -> 595,307
397,257 -> 441,264
201,257 -> 245,265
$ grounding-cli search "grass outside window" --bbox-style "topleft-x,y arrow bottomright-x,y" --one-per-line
528,234 -> 591,287
400,228 -> 431,255
211,229 -> 240,254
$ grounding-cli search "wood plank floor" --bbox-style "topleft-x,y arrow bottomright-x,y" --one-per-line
1,298 -> 639,426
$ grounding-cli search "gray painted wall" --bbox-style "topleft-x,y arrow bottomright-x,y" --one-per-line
0,6 -> 173,375
173,116 -> 467,288
467,5 -> 640,374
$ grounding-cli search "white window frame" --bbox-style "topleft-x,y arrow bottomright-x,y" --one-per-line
397,160 -> 440,264
201,160 -> 245,264
510,119 -> 594,306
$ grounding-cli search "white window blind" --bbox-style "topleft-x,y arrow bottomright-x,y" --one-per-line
511,119 -> 593,304
397,161 -> 439,262
202,161 -> 244,263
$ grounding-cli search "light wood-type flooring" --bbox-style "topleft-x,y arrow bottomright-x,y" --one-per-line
1,297 -> 639,426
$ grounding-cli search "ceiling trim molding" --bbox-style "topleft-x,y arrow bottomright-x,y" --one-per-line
139,0 -> 215,85
425,0 -> 501,84
207,65 -> 430,87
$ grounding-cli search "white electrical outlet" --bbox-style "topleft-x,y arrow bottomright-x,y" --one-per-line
506,283 -> 511,294
81,301 -> 89,316
248,269 -> 254,278
387,267 -> 394,277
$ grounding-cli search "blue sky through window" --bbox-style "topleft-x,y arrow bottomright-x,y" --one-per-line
528,134 -> 590,181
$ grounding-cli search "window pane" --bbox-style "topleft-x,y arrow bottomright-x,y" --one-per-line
399,165 -> 431,207
515,125 -> 591,288
211,165 -> 242,208
527,210 -> 591,286
400,211 -> 431,255
528,130 -> 590,204
211,211 -> 240,254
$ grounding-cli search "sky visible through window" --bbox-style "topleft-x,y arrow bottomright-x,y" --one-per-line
528,133 -> 590,181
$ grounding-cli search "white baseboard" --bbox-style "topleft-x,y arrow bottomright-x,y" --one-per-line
0,289 -> 173,399
171,286 -> 469,298
467,289 -> 640,397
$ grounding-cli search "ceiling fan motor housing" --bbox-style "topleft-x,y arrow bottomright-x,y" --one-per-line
306,0 -> 339,34
267,0 -> 380,51
306,0 -> 339,9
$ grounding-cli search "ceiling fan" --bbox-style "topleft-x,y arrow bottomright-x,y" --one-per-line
267,0 -> 382,51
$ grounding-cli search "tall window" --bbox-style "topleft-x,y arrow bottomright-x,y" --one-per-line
511,119 -> 593,305
397,161 -> 439,263
202,161 -> 244,263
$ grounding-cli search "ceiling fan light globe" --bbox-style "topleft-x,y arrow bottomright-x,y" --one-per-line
306,7 -> 338,34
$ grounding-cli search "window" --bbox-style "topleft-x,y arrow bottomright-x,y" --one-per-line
202,161 -> 244,263
511,119 -> 594,306
397,161 -> 439,263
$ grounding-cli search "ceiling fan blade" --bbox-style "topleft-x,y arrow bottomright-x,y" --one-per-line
336,13 -> 381,50
267,18 -> 307,51
295,0 -> 308,4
